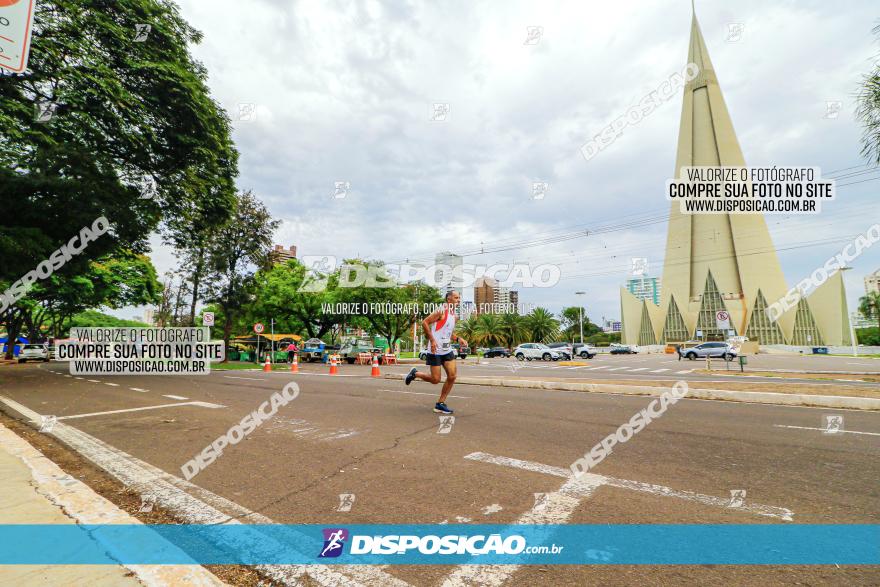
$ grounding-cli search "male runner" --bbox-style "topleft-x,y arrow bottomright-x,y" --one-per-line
405,290 -> 467,415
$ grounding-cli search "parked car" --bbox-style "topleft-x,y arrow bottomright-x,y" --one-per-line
513,343 -> 563,361
18,344 -> 49,363
484,346 -> 511,358
419,342 -> 469,360
298,338 -> 326,362
609,344 -> 639,355
339,343 -> 382,364
571,343 -> 597,359
547,342 -> 573,360
682,342 -> 737,361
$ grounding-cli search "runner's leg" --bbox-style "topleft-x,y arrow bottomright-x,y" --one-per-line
438,358 -> 457,404
415,365 -> 442,384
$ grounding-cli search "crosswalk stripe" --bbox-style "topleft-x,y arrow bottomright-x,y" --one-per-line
606,367 -> 628,371
650,369 -> 670,373
588,366 -> 608,370
629,368 -> 649,372
676,369 -> 693,374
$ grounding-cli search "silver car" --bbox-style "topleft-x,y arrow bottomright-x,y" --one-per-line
18,344 -> 49,363
513,343 -> 563,361
681,342 -> 737,361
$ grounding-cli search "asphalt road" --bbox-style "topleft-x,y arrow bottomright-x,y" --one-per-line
1,361 -> 878,586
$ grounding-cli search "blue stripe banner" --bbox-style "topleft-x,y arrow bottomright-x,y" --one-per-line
0,524 -> 876,565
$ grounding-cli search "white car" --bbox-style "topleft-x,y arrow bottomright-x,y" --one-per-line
513,343 -> 562,361
18,344 -> 49,363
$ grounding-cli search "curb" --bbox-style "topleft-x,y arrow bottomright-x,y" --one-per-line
385,374 -> 880,411
0,419 -> 227,586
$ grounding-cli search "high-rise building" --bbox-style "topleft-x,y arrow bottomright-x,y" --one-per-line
435,251 -> 463,297
626,276 -> 661,305
866,269 -> 880,295
474,277 -> 515,314
620,9 -> 852,346
509,290 -> 519,313
270,245 -> 297,265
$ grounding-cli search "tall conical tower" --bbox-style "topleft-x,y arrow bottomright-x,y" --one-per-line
621,9 -> 844,345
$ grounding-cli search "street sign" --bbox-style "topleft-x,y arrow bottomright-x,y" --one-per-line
203,312 -> 215,327
0,0 -> 36,73
715,310 -> 731,331
253,322 -> 264,334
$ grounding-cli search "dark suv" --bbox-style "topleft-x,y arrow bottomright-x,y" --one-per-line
484,347 -> 511,358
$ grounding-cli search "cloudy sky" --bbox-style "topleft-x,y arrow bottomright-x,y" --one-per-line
130,0 -> 880,325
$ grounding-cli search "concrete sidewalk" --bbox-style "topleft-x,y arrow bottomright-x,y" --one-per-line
0,422 -> 226,587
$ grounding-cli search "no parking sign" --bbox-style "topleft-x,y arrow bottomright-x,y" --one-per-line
0,0 -> 36,73
715,310 -> 731,331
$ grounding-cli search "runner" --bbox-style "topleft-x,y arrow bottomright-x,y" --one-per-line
405,290 -> 467,415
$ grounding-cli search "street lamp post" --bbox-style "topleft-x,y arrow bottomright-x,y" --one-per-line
575,291 -> 586,344
840,267 -> 858,357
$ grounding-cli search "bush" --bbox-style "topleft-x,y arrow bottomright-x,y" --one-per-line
856,327 -> 880,346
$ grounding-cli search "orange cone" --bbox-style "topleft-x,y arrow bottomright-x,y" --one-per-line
328,354 -> 338,375
263,354 -> 271,372
290,353 -> 298,373
370,354 -> 381,378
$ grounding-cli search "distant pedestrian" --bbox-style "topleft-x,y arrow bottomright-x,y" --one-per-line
286,342 -> 298,363
676,344 -> 683,361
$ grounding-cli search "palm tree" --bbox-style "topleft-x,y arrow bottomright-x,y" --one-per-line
857,23 -> 880,164
456,315 -> 479,347
526,307 -> 559,343
499,312 -> 529,347
476,313 -> 504,346
858,291 -> 880,330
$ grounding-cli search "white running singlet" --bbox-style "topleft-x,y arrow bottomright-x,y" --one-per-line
432,305 -> 457,354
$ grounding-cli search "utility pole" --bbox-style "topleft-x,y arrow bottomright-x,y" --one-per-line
575,291 -> 586,344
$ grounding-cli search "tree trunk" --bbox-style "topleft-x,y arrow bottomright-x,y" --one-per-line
222,314 -> 232,363
189,251 -> 204,325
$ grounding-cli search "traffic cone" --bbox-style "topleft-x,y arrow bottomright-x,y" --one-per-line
370,354 -> 381,378
263,354 -> 271,372
328,354 -> 338,375
290,353 -> 298,373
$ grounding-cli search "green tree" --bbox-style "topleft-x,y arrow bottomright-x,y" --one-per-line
205,191 -> 279,356
858,291 -> 880,330
499,312 -> 529,347
455,315 -> 480,347
857,22 -> 880,164
475,313 -> 505,346
525,307 -> 559,342
558,306 -> 601,342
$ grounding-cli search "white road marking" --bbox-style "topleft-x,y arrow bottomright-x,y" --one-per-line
63,374 -> 72,378
651,369 -> 670,373
445,456 -> 606,586
87,379 -> 100,383
129,387 -> 148,393
773,424 -> 880,437
464,452 -> 793,521
223,375 -> 266,381
588,366 -> 609,370
380,389 -> 470,399
74,377 -> 84,380
0,395 -> 403,587
163,395 -> 189,401
676,370 -> 693,374
0,422 -> 226,586
605,367 -> 629,371
629,368 -> 649,372
56,401 -> 225,420
104,382 -> 120,387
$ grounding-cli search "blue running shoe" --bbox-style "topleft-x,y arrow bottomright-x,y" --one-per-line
405,367 -> 417,385
433,402 -> 453,414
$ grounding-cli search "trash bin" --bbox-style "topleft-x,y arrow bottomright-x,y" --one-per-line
812,347 -> 829,355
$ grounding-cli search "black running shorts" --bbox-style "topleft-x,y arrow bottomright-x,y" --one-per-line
425,351 -> 456,366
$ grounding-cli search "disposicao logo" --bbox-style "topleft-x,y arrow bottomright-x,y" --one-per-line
319,528 -> 349,558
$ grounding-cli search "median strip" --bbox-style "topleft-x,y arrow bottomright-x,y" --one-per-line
386,374 -> 880,411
